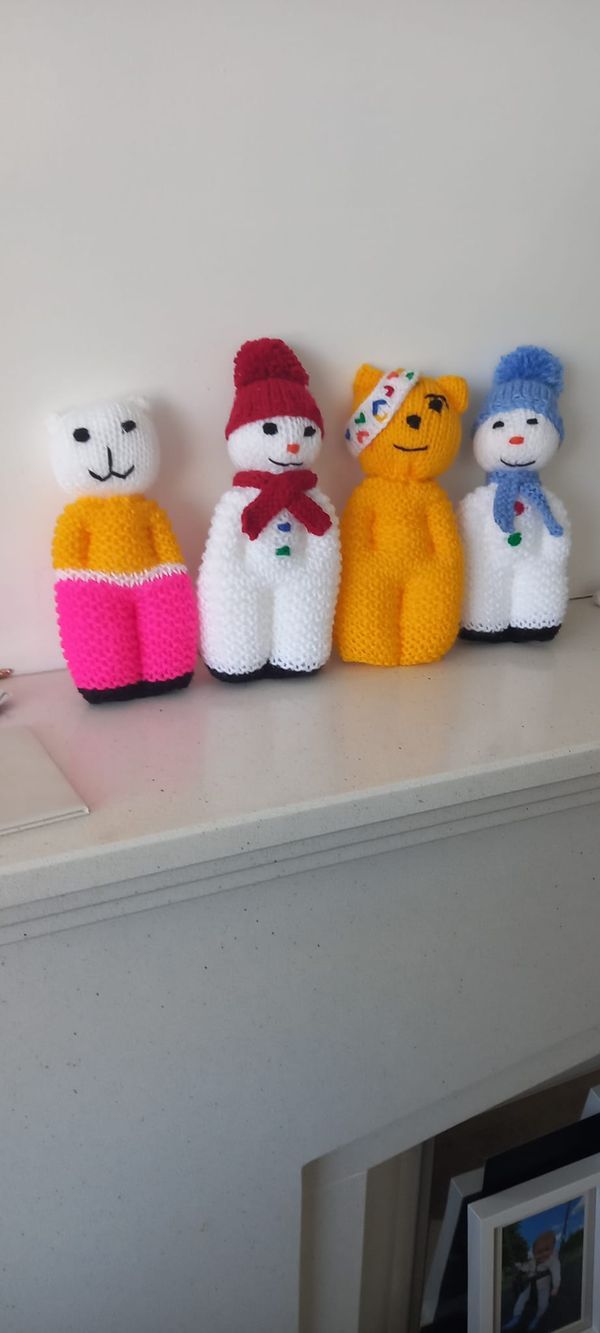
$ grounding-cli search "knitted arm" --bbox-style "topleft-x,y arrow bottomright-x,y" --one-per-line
541,492 -> 571,559
52,502 -> 89,570
147,502 -> 184,565
427,490 -> 463,565
202,490 -> 255,566
340,486 -> 376,557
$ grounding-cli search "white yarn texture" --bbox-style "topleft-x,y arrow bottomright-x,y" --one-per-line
198,486 -> 341,675
458,484 -> 570,632
48,398 -> 158,498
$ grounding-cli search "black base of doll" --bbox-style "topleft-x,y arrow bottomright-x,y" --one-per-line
79,672 -> 193,705
459,625 -> 561,644
206,665 -> 268,684
263,663 -> 322,679
207,663 -> 322,684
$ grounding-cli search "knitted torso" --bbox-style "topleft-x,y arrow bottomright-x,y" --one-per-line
205,485 -> 335,572
349,477 -> 454,572
335,475 -> 463,666
460,483 -> 569,559
52,495 -> 184,576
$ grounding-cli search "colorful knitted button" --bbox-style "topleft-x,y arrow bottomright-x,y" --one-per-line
514,501 -> 525,515
275,545 -> 291,556
277,522 -> 291,532
507,532 -> 522,547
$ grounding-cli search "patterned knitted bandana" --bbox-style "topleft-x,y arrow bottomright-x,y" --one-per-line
344,369 -> 419,457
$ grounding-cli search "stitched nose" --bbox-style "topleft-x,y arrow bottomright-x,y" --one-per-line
406,414 -> 421,430
286,443 -> 300,454
509,435 -> 525,445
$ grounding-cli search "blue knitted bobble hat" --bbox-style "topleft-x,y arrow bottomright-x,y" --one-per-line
474,345 -> 564,442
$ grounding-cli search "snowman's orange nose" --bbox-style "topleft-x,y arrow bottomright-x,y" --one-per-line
509,435 -> 525,445
286,443 -> 300,454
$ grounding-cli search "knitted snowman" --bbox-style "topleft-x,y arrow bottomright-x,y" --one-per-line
458,346 -> 570,642
49,398 -> 198,703
198,339 -> 340,681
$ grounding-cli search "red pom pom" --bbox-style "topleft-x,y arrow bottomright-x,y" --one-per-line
233,338 -> 309,388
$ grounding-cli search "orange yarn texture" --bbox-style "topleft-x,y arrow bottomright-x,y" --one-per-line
335,367 -> 468,666
52,495 -> 183,575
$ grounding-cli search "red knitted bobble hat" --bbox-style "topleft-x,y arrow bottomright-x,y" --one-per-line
225,338 -> 324,438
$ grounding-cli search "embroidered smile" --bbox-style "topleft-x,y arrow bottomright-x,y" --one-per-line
268,457 -> 304,468
88,447 -> 135,482
392,444 -> 429,452
500,458 -> 537,468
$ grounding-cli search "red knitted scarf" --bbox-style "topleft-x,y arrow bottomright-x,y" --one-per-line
233,469 -> 332,541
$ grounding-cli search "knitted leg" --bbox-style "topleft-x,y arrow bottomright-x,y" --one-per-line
136,571 -> 198,688
399,563 -> 462,665
55,577 -> 141,696
461,557 -> 512,637
198,566 -> 272,677
335,560 -> 402,666
510,556 -> 569,633
271,569 -> 337,672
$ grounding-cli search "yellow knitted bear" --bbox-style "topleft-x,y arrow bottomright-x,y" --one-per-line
335,365 -> 468,666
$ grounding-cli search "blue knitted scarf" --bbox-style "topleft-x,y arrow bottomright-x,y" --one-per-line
487,468 -> 563,537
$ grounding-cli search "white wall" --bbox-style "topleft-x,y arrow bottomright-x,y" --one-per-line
2,0 -> 599,674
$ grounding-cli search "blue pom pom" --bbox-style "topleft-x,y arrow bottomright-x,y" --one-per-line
493,345 -> 563,394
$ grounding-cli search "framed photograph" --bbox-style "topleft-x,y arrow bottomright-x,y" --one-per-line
468,1152 -> 600,1333
420,1106 -> 600,1330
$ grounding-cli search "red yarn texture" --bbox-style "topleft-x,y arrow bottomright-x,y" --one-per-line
226,338 -> 324,437
233,470 -> 332,540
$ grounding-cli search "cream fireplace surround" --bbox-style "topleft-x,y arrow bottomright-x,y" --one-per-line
1,599 -> 600,1333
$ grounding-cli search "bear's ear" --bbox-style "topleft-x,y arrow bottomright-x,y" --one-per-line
437,376 -> 469,414
352,363 -> 382,409
130,395 -> 150,413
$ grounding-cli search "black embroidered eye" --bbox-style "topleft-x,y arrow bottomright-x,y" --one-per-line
262,422 -> 278,435
303,425 -> 316,437
526,417 -> 538,425
492,420 -> 504,429
121,419 -> 137,433
424,392 -> 447,414
73,427 -> 90,442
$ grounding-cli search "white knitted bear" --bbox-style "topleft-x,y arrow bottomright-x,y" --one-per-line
49,398 -> 198,702
198,339 -> 340,680
458,346 -> 570,642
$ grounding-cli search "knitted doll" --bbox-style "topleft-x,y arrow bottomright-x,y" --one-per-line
49,398 -> 198,703
198,339 -> 340,681
458,346 -> 570,642
335,365 -> 468,666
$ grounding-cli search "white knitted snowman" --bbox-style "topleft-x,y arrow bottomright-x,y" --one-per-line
198,339 -> 341,680
458,346 -> 570,642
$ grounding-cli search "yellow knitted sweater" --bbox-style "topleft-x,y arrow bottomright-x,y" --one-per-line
52,495 -> 183,575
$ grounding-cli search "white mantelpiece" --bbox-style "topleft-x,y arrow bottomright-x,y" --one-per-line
1,601 -> 600,1332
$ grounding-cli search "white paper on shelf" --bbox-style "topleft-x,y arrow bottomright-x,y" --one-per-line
0,726 -> 88,835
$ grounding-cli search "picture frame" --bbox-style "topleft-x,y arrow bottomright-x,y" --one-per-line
421,1167 -> 485,1325
468,1152 -> 600,1333
420,1105 -> 600,1330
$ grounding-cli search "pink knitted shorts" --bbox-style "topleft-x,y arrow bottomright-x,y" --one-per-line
55,570 -> 198,691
